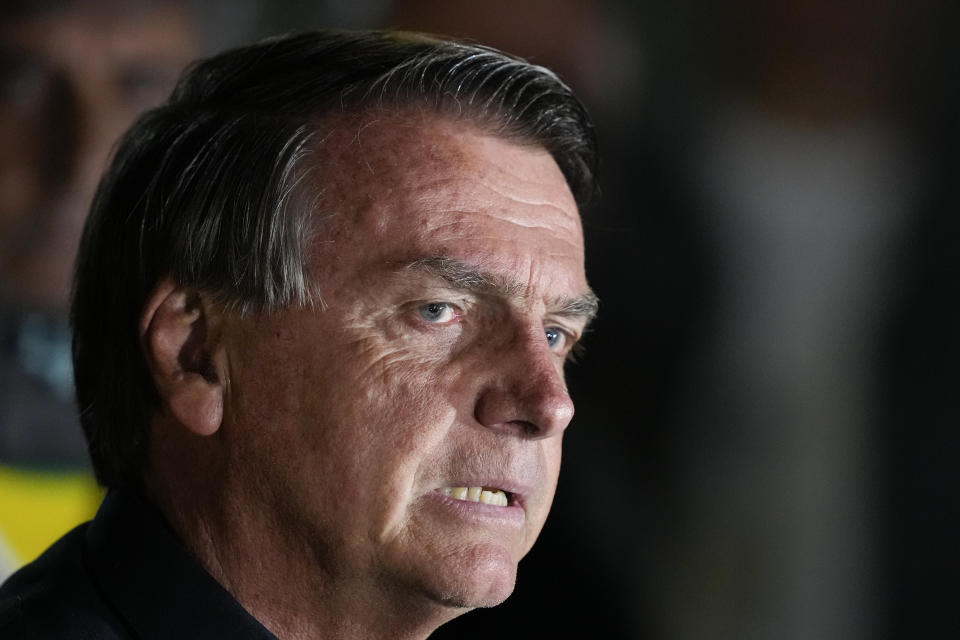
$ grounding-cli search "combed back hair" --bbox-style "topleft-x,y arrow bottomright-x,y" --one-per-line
71,29 -> 598,489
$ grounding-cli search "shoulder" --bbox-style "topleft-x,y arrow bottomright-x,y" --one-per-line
0,524 -> 127,639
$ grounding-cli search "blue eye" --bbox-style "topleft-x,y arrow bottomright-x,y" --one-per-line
545,327 -> 565,350
418,302 -> 457,323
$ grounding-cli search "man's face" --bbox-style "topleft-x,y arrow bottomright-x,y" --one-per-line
0,2 -> 196,310
220,115 -> 593,611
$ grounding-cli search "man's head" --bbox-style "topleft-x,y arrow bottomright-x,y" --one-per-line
0,0 -> 198,311
73,30 -> 596,635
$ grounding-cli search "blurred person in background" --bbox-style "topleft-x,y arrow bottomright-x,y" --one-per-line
592,1 -> 955,639
641,2 -> 935,639
655,0 -> 917,636
0,0 -> 199,578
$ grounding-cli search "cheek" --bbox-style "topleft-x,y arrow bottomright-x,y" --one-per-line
309,334 -> 463,529
543,436 -> 563,482
330,333 -> 455,430
520,437 -> 563,553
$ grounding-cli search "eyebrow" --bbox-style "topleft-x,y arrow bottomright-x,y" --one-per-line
402,255 -> 599,326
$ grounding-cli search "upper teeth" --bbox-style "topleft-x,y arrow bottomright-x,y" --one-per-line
439,486 -> 509,506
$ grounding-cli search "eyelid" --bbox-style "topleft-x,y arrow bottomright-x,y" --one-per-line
414,300 -> 463,325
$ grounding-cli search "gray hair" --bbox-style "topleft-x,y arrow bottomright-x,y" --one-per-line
71,29 -> 597,489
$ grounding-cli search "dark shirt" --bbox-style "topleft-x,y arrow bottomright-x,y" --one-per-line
0,490 -> 276,639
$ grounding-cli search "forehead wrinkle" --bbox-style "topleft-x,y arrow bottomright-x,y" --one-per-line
433,174 -> 581,237
473,179 -> 579,232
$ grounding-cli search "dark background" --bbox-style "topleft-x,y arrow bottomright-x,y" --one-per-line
4,1 -> 958,638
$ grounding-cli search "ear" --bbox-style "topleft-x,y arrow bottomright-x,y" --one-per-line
140,279 -> 224,437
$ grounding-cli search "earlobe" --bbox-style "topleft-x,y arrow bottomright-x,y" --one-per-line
140,279 -> 224,437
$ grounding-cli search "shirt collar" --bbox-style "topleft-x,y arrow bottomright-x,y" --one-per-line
84,490 -> 278,640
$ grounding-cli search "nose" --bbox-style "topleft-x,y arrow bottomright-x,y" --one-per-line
473,323 -> 575,439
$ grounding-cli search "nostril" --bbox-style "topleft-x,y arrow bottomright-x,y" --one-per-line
514,420 -> 539,437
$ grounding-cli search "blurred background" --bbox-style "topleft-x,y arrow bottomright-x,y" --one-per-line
1,1 -> 957,638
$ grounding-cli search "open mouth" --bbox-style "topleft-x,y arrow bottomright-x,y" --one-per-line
437,486 -> 511,507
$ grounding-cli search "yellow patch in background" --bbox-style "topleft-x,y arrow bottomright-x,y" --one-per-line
0,464 -> 103,567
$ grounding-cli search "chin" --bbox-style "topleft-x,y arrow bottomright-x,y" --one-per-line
423,543 -> 520,610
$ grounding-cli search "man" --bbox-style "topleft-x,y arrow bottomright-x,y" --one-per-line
0,0 -> 199,575
0,30 -> 598,639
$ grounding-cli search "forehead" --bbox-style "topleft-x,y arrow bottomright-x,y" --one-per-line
305,112 -> 586,292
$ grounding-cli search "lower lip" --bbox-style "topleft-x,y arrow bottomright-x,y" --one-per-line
426,491 -> 526,525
